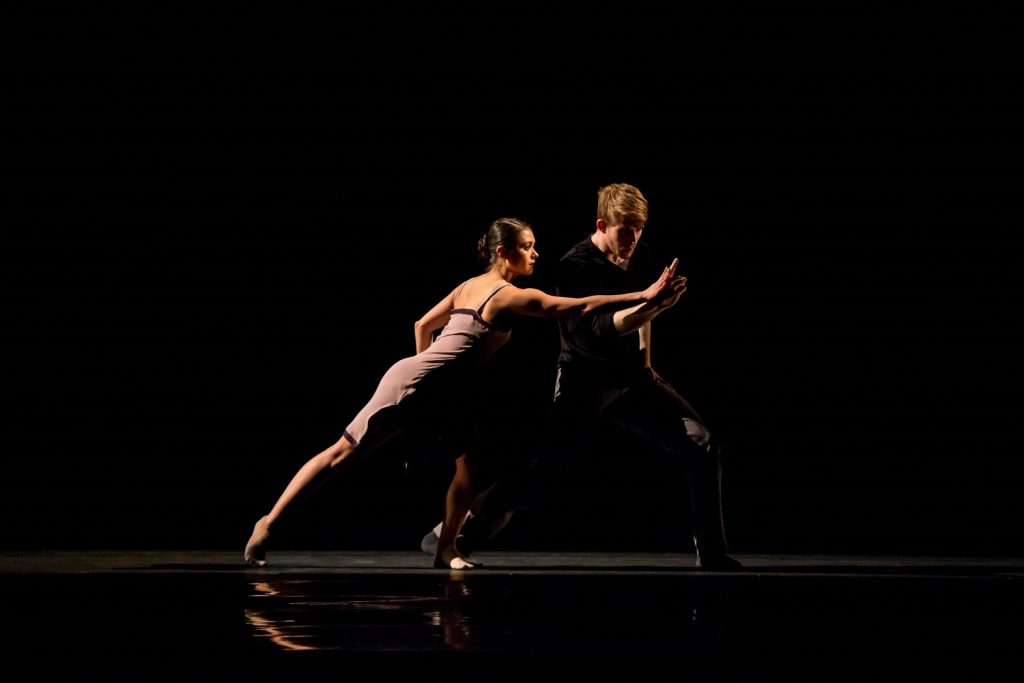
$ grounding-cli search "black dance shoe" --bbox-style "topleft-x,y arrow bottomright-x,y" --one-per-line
695,552 -> 743,571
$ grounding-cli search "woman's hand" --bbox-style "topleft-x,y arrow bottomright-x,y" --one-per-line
642,258 -> 680,301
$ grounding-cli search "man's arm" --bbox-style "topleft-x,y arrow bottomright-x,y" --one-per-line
558,256 -> 684,340
610,275 -> 686,335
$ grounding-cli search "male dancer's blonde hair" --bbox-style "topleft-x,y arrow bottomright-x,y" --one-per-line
597,183 -> 648,226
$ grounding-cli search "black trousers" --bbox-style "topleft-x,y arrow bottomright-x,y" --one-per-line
474,368 -> 731,555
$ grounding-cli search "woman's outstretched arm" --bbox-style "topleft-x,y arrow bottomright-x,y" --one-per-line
495,261 -> 679,319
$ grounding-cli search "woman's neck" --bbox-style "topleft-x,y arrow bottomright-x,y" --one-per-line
488,264 -> 517,283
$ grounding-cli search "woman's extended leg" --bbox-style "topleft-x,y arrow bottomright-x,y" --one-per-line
244,433 -> 360,566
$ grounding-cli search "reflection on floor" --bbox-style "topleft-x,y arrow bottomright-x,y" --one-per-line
2,551 -> 1022,681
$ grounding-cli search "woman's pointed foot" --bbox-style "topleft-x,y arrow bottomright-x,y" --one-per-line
244,516 -> 271,567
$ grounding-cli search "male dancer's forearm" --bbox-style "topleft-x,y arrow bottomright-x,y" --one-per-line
612,276 -> 685,335
612,300 -> 666,335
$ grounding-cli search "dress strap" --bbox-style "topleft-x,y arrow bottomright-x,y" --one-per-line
476,282 -> 512,313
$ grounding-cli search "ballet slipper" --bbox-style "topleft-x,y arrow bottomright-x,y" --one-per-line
244,516 -> 271,567
434,548 -> 479,570
447,556 -> 477,570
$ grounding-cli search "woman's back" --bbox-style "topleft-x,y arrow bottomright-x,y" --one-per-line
342,281 -> 512,446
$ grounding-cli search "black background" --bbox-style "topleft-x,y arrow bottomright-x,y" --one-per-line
4,8 -> 1022,556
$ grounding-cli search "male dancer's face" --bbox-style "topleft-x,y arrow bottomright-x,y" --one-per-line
600,219 -> 644,264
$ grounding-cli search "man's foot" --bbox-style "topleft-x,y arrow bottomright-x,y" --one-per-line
695,552 -> 742,571
244,516 -> 271,567
420,525 -> 441,556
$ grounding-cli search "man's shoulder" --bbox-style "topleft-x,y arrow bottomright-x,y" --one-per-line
558,235 -> 596,264
555,237 -> 598,291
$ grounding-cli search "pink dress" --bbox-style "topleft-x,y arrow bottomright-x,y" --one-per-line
343,283 -> 512,446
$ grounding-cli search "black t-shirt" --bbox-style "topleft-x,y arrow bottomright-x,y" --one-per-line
555,236 -> 655,387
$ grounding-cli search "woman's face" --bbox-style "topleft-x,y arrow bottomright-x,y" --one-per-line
505,228 -> 539,275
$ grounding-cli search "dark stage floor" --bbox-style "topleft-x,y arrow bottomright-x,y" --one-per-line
3,551 -> 1022,681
